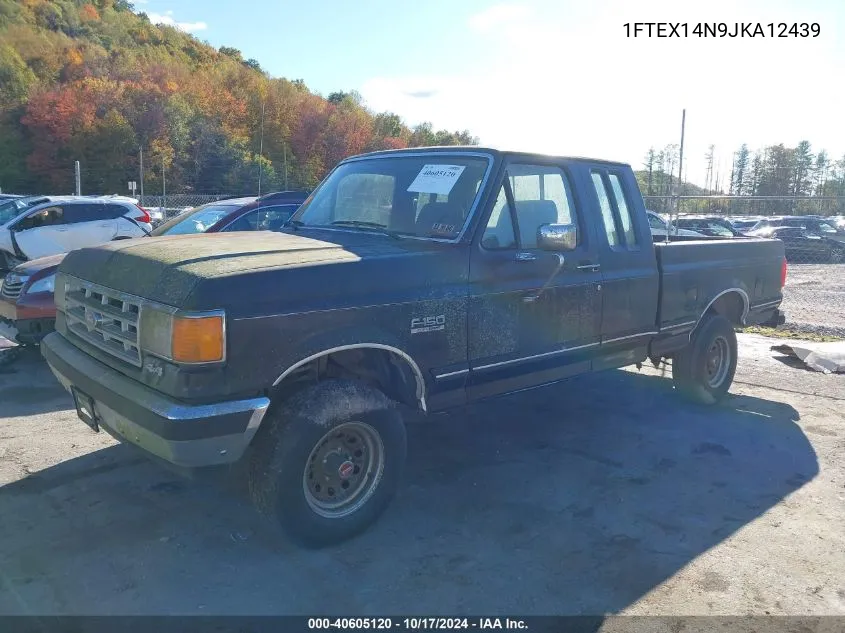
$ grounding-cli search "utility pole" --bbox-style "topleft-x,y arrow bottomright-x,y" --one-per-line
162,160 -> 166,212
74,160 -> 81,195
257,100 -> 265,198
283,144 -> 289,190
139,147 -> 144,205
676,109 -> 686,223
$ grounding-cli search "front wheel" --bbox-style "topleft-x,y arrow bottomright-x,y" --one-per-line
0,250 -> 24,273
248,380 -> 407,547
672,314 -> 738,405
830,245 -> 845,264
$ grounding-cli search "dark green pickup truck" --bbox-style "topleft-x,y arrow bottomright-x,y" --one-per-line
42,147 -> 786,547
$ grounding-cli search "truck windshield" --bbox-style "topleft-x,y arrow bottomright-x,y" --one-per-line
292,155 -> 490,240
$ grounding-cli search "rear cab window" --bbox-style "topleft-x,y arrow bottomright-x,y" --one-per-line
591,169 -> 639,249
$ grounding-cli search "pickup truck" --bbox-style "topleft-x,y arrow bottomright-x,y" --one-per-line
41,147 -> 787,547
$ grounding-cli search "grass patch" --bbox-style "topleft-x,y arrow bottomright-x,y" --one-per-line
738,326 -> 845,342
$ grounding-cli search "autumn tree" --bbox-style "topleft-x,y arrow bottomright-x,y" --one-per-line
0,0 -> 480,195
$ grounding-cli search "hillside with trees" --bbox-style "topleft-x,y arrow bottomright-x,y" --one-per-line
0,0 -> 477,196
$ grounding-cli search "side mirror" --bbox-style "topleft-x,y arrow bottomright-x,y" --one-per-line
537,223 -> 577,252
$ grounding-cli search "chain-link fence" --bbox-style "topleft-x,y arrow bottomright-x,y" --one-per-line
142,194 -> 237,220
644,196 -> 845,337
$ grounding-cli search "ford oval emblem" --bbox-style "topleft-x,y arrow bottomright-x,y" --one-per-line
85,310 -> 103,328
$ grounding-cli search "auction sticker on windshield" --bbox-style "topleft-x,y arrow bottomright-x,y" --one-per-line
407,164 -> 466,195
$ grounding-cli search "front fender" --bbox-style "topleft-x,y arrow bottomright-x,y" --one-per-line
269,324 -> 427,410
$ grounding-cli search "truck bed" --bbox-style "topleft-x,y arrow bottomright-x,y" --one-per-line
654,237 -> 785,332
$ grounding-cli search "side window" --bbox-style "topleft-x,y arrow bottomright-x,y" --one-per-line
647,213 -> 665,230
222,211 -> 258,232
481,185 -> 516,250
16,206 -> 65,230
260,205 -> 298,231
223,206 -> 298,232
509,164 -> 577,249
64,203 -> 102,224
608,174 -> 637,246
591,172 -> 619,246
106,203 -> 130,219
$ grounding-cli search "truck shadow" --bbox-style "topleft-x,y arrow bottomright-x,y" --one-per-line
0,347 -> 73,419
0,369 -> 816,615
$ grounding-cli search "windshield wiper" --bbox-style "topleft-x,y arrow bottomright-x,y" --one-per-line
329,220 -> 402,239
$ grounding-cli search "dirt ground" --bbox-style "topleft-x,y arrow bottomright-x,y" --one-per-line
780,263 -> 845,334
0,334 -> 843,615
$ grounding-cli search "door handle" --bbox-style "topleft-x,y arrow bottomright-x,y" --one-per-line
55,227 -> 68,232
523,253 -> 566,303
577,263 -> 601,271
514,251 -> 537,262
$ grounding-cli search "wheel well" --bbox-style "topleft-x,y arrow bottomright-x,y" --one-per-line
271,347 -> 424,412
705,291 -> 747,326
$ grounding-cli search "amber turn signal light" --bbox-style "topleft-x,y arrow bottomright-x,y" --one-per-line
171,315 -> 225,363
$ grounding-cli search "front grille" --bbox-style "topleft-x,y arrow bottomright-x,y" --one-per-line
1,273 -> 27,301
63,276 -> 142,366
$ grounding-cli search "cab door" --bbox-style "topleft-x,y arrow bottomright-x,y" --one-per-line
466,161 -> 602,400
587,168 -> 660,369
10,205 -> 71,259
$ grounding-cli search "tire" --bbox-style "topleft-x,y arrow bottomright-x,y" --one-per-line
830,245 -> 845,264
1,250 -> 22,274
247,380 -> 407,548
672,314 -> 738,405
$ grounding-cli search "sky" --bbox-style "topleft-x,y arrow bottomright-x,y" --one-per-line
136,0 -> 844,188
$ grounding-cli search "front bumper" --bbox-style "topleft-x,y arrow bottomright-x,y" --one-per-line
41,331 -> 270,468
0,293 -> 56,344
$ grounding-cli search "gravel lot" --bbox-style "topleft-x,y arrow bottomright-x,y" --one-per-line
781,263 -> 845,334
1,335 -> 843,616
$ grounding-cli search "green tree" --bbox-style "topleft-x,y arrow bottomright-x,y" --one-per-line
813,150 -> 828,196
792,140 -> 814,196
732,144 -> 750,196
0,44 -> 37,105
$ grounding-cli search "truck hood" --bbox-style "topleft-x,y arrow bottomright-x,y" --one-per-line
14,252 -> 67,275
58,229 -> 454,315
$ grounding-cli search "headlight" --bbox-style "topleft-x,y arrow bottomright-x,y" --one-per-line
139,306 -> 226,364
25,273 -> 55,295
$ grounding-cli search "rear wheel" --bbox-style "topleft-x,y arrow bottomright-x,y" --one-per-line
672,314 -> 737,405
248,380 -> 407,547
830,245 -> 845,264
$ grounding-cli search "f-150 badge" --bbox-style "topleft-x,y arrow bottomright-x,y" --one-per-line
411,315 -> 445,334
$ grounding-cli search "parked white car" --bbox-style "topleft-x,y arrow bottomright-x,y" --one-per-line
646,210 -> 703,238
0,196 -> 151,271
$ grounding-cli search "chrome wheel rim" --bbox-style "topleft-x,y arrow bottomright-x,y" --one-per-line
705,335 -> 731,388
302,422 -> 384,518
